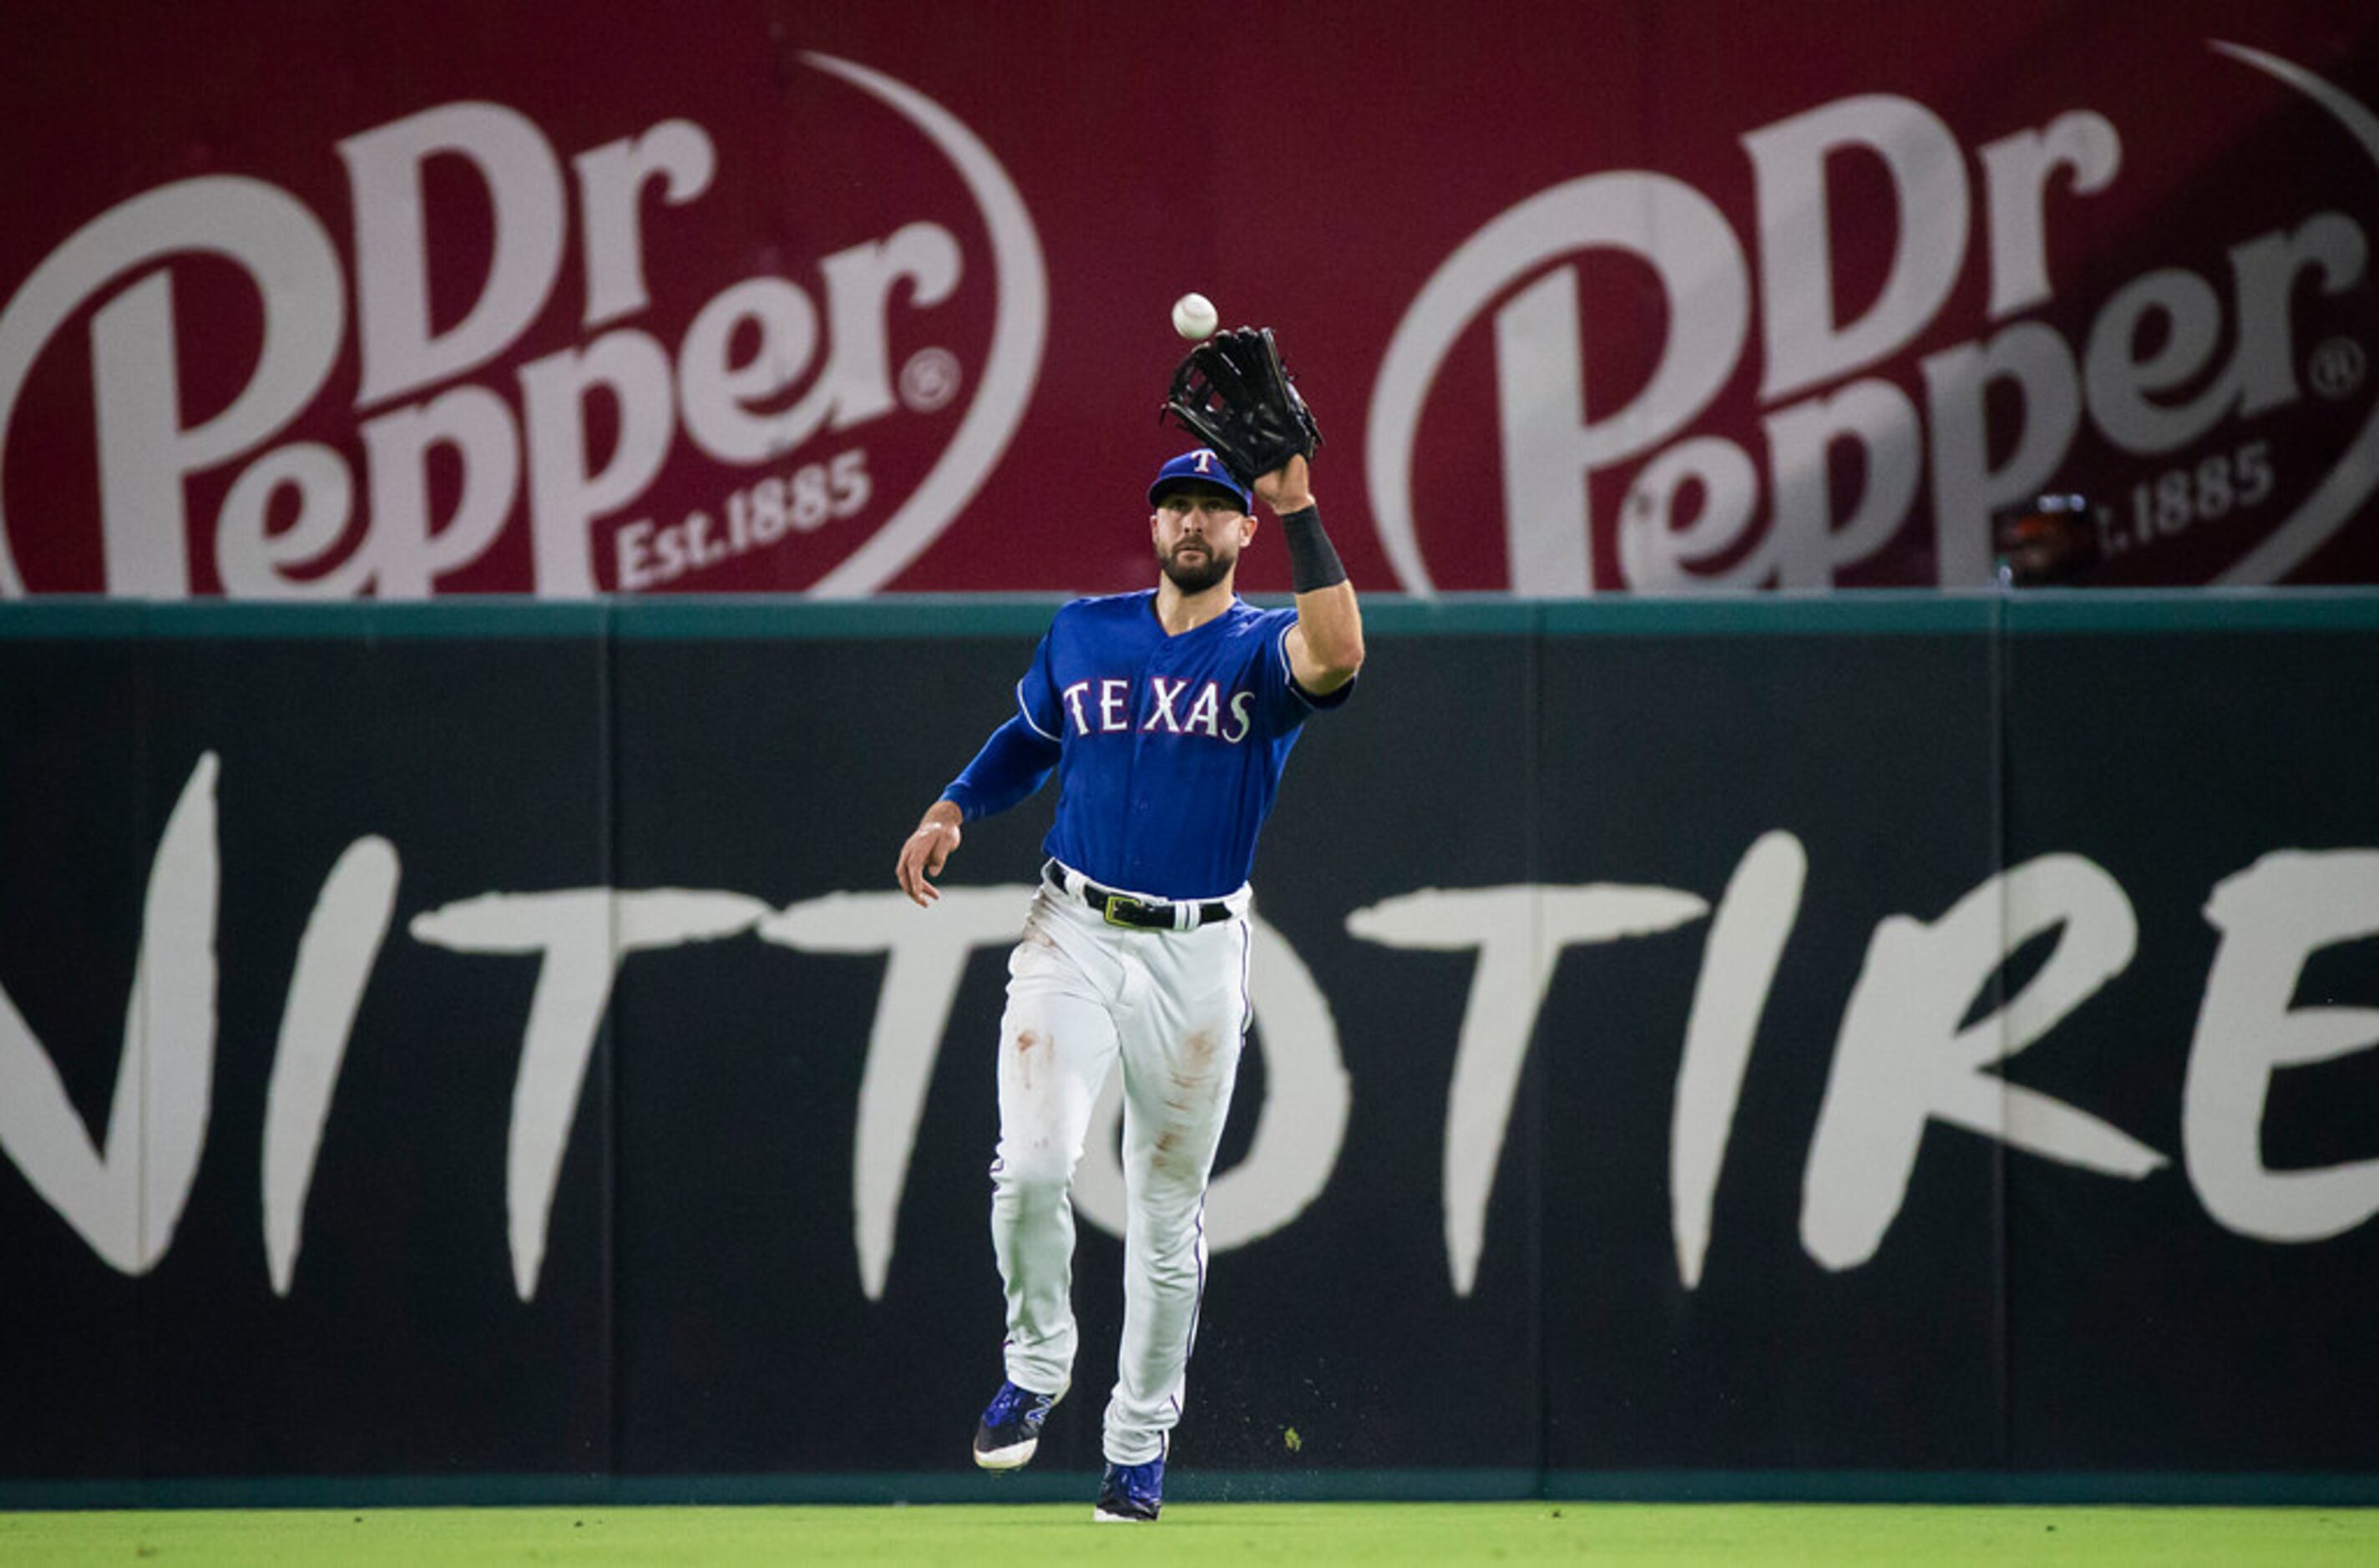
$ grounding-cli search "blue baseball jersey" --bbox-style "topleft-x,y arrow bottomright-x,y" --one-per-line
942,591 -> 1353,900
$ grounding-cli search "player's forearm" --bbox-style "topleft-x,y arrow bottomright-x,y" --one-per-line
1292,579 -> 1364,690
1278,497 -> 1363,686
942,713 -> 1060,821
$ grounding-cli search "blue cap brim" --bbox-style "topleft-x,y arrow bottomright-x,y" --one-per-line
1148,450 -> 1253,512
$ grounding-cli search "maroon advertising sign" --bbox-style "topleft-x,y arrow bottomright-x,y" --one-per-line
1,0 -> 2373,599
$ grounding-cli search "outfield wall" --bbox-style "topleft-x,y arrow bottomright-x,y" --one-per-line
4,594 -> 2379,1505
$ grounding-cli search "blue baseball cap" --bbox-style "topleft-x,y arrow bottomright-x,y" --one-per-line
1148,449 -> 1253,513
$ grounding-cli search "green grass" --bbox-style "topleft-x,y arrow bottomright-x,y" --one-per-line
5,1503 -> 2377,1565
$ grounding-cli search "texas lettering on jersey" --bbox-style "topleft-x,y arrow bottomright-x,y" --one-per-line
1056,676 -> 1256,743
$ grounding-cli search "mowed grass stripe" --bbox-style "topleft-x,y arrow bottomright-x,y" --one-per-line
3,1502 -> 2375,1565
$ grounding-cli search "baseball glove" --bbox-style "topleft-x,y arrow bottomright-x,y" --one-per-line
1160,326 -> 1323,490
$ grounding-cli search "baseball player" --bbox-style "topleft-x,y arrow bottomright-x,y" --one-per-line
894,331 -> 1360,1525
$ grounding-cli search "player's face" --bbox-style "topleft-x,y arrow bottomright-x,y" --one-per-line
1152,488 -> 1253,594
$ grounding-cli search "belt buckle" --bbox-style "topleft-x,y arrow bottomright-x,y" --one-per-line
1101,892 -> 1143,928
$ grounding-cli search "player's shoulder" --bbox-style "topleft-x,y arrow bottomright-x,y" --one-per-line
1226,598 -> 1301,640
1049,589 -> 1157,636
1054,589 -> 1156,620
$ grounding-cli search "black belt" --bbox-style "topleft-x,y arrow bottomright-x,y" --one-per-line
1044,861 -> 1236,930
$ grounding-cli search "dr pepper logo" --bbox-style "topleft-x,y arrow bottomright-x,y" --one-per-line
0,54 -> 1045,598
1366,40 -> 2379,592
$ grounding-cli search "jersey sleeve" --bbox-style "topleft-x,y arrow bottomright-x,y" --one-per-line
1257,609 -> 1356,731
940,628 -> 1065,821
1012,626 -> 1066,742
940,713 -> 1060,821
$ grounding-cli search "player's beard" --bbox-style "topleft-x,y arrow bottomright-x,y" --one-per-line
1158,538 -> 1236,594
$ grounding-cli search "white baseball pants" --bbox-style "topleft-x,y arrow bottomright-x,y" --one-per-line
989,876 -> 1252,1466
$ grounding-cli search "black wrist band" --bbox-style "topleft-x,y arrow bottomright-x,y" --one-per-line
1278,504 -> 1348,593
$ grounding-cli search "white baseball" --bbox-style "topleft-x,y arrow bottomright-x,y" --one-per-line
1171,291 -> 1218,341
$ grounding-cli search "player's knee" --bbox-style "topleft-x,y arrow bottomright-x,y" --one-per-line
1141,1248 -> 1202,1295
993,1144 -> 1078,1200
1135,1203 -> 1203,1262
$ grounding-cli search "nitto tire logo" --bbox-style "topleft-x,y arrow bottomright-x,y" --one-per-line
1366,41 -> 2379,594
0,54 -> 1046,599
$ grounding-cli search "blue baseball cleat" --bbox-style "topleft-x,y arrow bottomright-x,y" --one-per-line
1093,1455 -> 1164,1522
972,1381 -> 1063,1471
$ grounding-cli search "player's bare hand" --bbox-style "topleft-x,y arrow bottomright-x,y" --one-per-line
896,804 -> 964,907
1253,454 -> 1314,515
